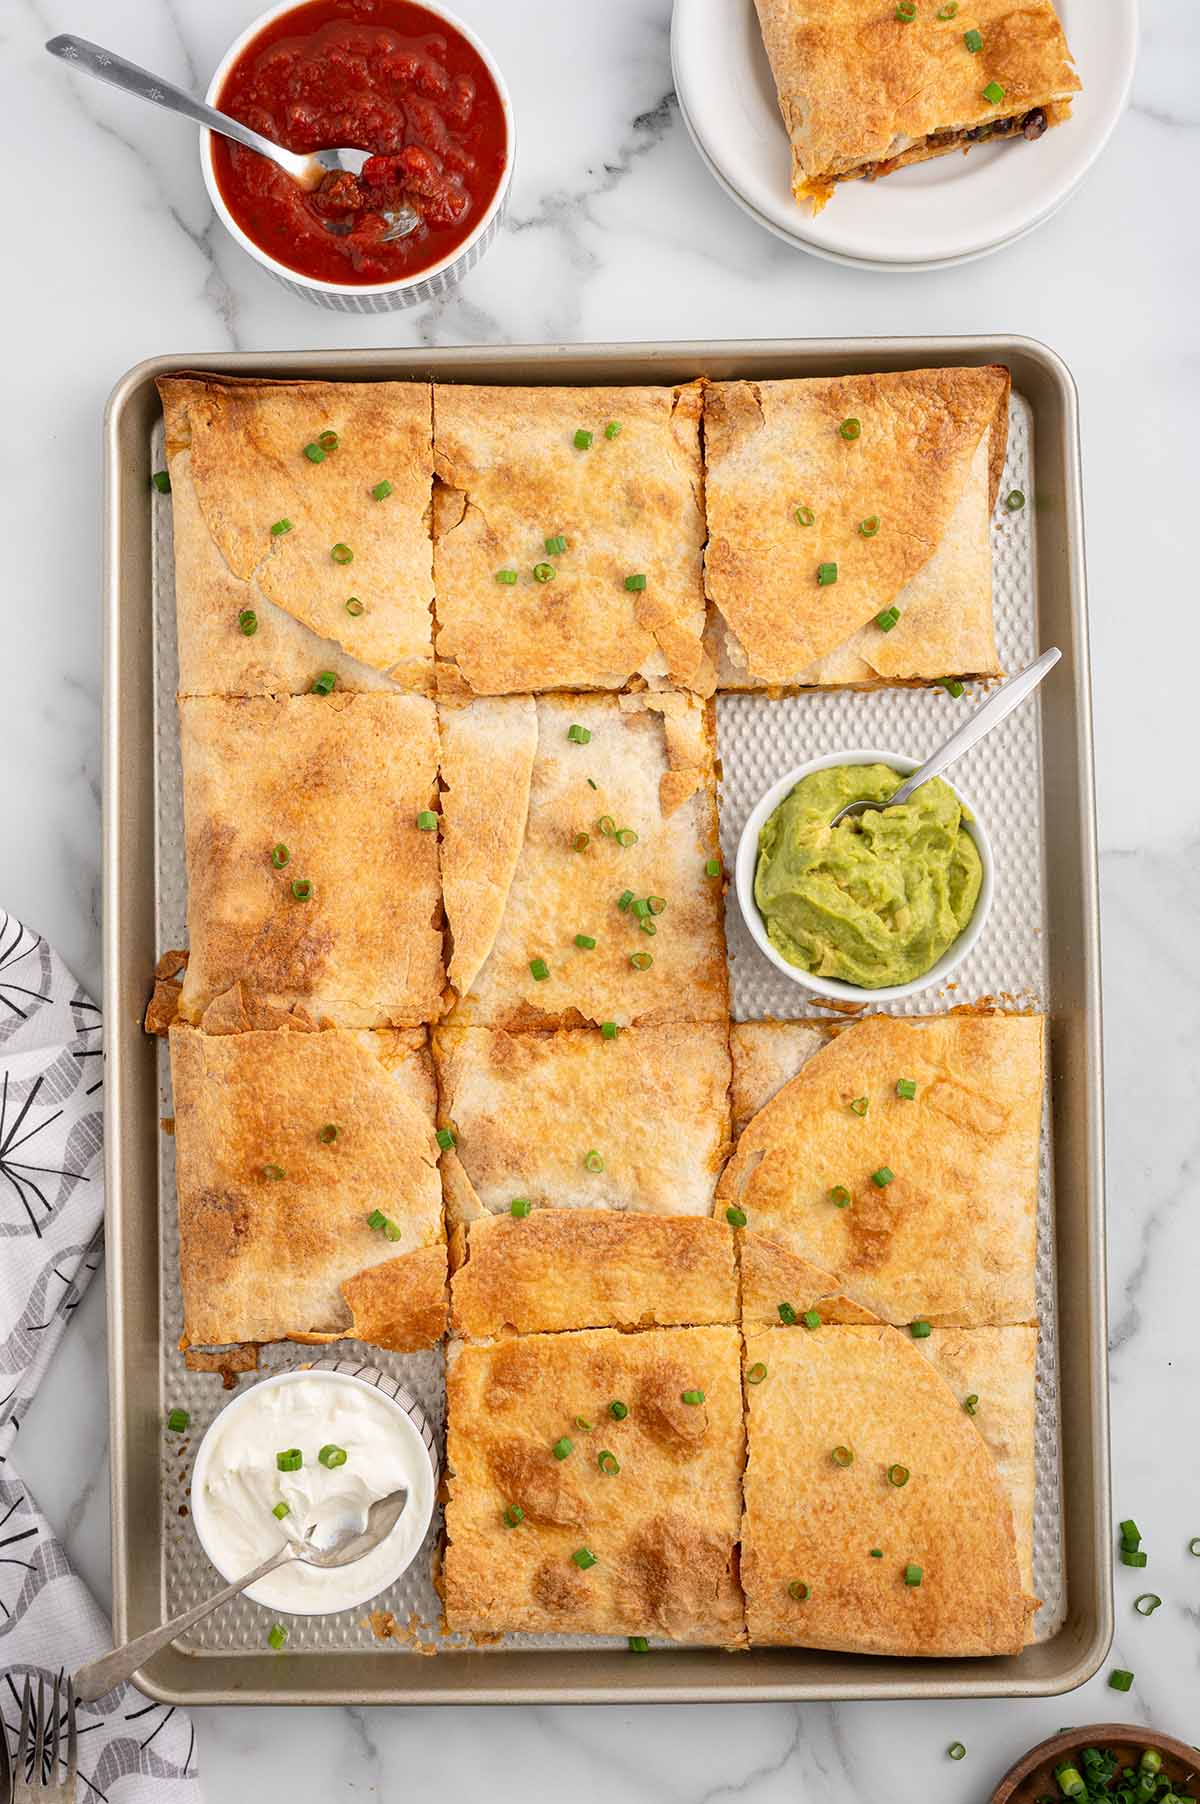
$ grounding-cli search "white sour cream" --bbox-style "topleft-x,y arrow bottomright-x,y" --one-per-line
190,1370 -> 435,1615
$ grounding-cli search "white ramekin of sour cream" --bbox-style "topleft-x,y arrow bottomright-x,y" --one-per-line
190,1362 -> 437,1617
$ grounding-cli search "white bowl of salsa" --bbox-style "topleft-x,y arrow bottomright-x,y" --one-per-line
200,0 -> 513,311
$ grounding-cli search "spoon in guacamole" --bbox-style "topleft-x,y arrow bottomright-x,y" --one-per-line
830,648 -> 1061,828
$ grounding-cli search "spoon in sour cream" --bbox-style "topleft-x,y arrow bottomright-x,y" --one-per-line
72,1486 -> 408,1702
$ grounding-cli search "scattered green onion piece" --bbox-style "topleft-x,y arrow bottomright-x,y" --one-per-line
872,1167 -> 895,1188
794,505 -> 815,527
747,1362 -> 767,1385
940,677 -> 965,698
681,1389 -> 705,1406
850,1097 -> 869,1117
552,1437 -> 574,1460
632,898 -> 652,919
1108,1668 -> 1134,1692
572,1546 -> 597,1569
1189,1537 -> 1200,1556
802,1308 -> 822,1330
151,469 -> 171,493
271,842 -> 291,867
435,1127 -> 456,1152
605,422 -> 622,440
166,1408 -> 189,1433
598,1450 -> 621,1475
830,1185 -> 851,1208
876,606 -> 901,632
573,832 -> 590,852
817,562 -> 839,586
598,816 -> 617,837
624,573 -> 647,592
371,480 -> 394,501
617,889 -> 634,912
937,2 -> 959,15
963,1393 -> 980,1415
910,1319 -> 932,1339
262,1163 -> 286,1180
533,561 -> 555,583
840,418 -> 862,440
639,918 -> 657,937
303,442 -> 325,463
319,430 -> 339,452
575,934 -> 597,951
1120,1548 -> 1148,1568
888,1464 -> 911,1488
545,534 -> 568,556
609,1400 -> 628,1420
896,1078 -> 917,1100
495,568 -> 519,585
777,1302 -> 797,1325
318,1123 -> 339,1144
567,722 -> 592,744
511,1197 -> 531,1218
416,810 -> 439,831
726,1205 -> 747,1228
947,1742 -> 966,1761
1134,1593 -> 1162,1617
574,430 -> 593,450
573,1416 -> 594,1432
239,609 -> 258,637
964,26 -> 983,50
869,1548 -> 883,1559
858,515 -> 881,537
647,895 -> 667,915
831,1444 -> 854,1468
1120,1518 -> 1142,1548
584,1149 -> 604,1171
895,0 -> 917,17
331,543 -> 353,564
628,1635 -> 648,1652
1005,489 -> 1026,512
268,1623 -> 288,1651
529,957 -> 550,981
503,1504 -> 525,1528
983,79 -> 1006,103
272,1501 -> 291,1520
630,951 -> 653,970
587,777 -> 598,790
312,670 -> 337,695
276,1449 -> 303,1472
367,1209 -> 387,1230
903,1564 -> 923,1587
345,596 -> 364,616
705,858 -> 722,878
382,1219 -> 402,1242
601,1021 -> 619,1040
271,518 -> 292,536
787,1580 -> 811,1601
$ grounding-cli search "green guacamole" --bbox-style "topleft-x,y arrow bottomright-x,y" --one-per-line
753,763 -> 982,988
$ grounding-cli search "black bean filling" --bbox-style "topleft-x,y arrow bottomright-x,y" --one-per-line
853,107 -> 1050,180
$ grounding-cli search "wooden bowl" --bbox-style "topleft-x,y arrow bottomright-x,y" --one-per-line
991,1725 -> 1200,1802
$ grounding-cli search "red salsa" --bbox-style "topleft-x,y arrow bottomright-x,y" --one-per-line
211,0 -> 507,285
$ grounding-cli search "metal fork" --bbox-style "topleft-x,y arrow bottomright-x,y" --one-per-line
11,1675 -> 78,1804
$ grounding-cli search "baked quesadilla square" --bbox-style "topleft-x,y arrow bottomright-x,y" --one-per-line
158,376 -> 434,694
171,1023 -> 446,1352
432,382 -> 710,695
444,1324 -> 745,1643
177,693 -> 445,1028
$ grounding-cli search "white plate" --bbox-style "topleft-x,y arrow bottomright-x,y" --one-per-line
671,0 -> 1137,267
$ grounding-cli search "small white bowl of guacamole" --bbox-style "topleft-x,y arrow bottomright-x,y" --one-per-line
735,749 -> 994,1003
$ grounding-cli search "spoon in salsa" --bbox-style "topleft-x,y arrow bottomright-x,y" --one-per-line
829,646 -> 1062,827
45,34 -> 421,241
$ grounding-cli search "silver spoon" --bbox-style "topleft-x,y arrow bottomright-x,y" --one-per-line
72,1486 -> 409,1702
45,34 -> 420,241
830,646 -> 1062,827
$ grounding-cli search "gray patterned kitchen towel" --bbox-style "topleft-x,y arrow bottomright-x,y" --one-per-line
0,912 -> 199,1798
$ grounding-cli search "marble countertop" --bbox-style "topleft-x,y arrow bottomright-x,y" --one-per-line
7,0 -> 1200,1795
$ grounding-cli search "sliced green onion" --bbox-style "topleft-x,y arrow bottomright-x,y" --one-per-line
705,858 -> 722,878
166,1408 -> 189,1433
416,810 -> 439,831
574,430 -> 593,450
567,723 -> 592,744
896,1078 -> 917,1100
345,596 -> 364,616
647,895 -> 667,915
331,543 -> 353,564
630,951 -> 653,971
239,609 -> 258,637
850,1097 -> 869,1117
830,1185 -> 851,1208
503,1504 -> 525,1528
983,79 -> 1006,103
318,1123 -> 339,1144
601,1021 -> 619,1040
545,534 -> 568,556
937,1 -> 958,15
909,1319 -> 932,1339
1189,1537 -> 1200,1556
903,1563 -> 923,1587
858,516 -> 881,537
963,1393 -> 980,1415
598,816 -> 617,837
533,561 -> 555,583
262,1163 -> 286,1180
1120,1548 -> 1148,1568
1140,1749 -> 1164,1775
276,1449 -> 302,1472
383,1219 -> 402,1242
371,480 -> 394,501
628,1635 -> 648,1652
964,26 -> 983,50
746,1362 -> 767,1385
1134,1593 -> 1162,1617
777,1302 -> 797,1325
802,1308 -> 822,1330
587,777 -> 598,790
726,1205 -> 747,1228
948,1742 -> 966,1761
787,1580 -> 811,1601
272,1501 -> 290,1520
573,1416 -> 594,1432
271,518 -> 292,536
598,1450 -> 621,1475
572,1546 -> 597,1568
940,677 -> 965,698
681,1389 -> 705,1406
875,606 -> 901,632
552,1437 -> 574,1460
794,505 -> 815,527
895,1 -> 916,17
495,568 -> 519,585
575,933 -> 597,950
872,1167 -> 895,1188
151,469 -> 171,494
584,1149 -> 604,1171
268,1623 -> 288,1651
511,1197 -> 531,1218
367,1209 -> 387,1230
840,417 -> 862,440
624,574 -> 647,592
869,1548 -> 883,1559
312,670 -> 337,695
573,832 -> 590,852
529,957 -> 550,981
1108,1668 -> 1134,1691
1055,1764 -> 1086,1798
633,898 -> 651,919
605,421 -> 622,440
832,1444 -> 854,1468
817,562 -> 838,586
609,1400 -> 628,1420
1120,1518 -> 1142,1548
303,442 -> 325,463
1005,489 -> 1026,512
617,890 -> 634,913
271,842 -> 290,867
319,430 -> 339,452
888,1464 -> 910,1488
639,919 -> 656,937
436,1127 -> 456,1151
